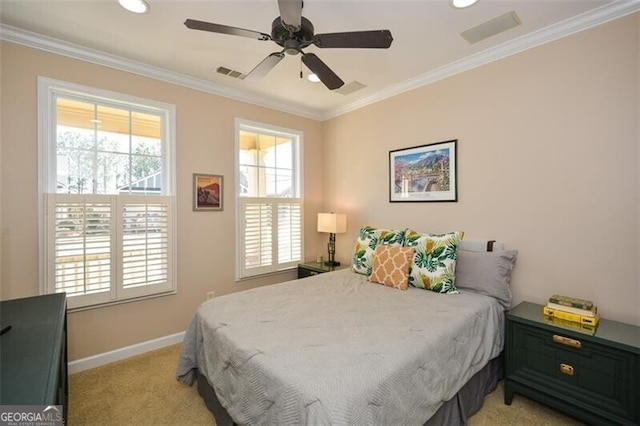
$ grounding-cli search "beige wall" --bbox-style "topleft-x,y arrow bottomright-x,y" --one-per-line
324,14 -> 640,325
0,42 -> 324,360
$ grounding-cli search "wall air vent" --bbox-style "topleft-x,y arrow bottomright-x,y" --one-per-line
216,66 -> 246,80
334,81 -> 367,96
460,11 -> 521,44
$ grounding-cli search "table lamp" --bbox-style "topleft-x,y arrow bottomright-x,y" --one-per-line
317,212 -> 347,266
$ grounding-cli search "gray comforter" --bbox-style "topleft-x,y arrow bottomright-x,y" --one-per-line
177,269 -> 504,425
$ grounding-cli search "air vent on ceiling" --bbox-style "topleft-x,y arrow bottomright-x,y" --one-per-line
216,66 -> 246,80
460,11 -> 521,44
334,81 -> 367,96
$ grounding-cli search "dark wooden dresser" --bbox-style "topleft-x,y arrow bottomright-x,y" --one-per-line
0,293 -> 68,420
505,301 -> 639,425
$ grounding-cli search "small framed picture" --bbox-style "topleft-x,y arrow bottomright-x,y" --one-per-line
193,173 -> 223,211
389,139 -> 457,202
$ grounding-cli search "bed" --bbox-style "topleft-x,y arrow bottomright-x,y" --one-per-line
177,237 -> 518,425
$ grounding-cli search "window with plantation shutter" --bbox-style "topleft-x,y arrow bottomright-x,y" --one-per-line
236,120 -> 303,279
39,77 -> 176,309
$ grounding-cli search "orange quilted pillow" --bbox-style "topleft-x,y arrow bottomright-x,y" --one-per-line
368,245 -> 414,290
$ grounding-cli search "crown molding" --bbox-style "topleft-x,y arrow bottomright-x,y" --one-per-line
321,0 -> 640,120
1,0 -> 637,122
0,24 -> 324,120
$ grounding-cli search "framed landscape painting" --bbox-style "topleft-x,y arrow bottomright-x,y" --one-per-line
193,173 -> 223,211
389,139 -> 457,202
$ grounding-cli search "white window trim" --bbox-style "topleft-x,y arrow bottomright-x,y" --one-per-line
234,118 -> 304,281
37,76 -> 177,309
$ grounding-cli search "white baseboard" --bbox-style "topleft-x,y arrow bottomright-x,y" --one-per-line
68,331 -> 185,374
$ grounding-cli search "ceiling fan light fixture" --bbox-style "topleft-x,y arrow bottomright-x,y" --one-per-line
307,73 -> 320,83
118,0 -> 149,14
452,0 -> 478,9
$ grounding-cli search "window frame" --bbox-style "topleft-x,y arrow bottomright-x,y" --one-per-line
235,118 -> 304,280
37,76 -> 177,310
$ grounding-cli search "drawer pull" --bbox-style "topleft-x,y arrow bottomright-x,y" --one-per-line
553,334 -> 581,349
560,363 -> 574,376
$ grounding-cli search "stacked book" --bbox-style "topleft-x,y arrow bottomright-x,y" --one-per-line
543,294 -> 599,327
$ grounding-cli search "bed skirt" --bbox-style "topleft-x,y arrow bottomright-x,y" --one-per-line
195,353 -> 503,426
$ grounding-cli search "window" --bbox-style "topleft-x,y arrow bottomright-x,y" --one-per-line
236,119 -> 303,279
38,77 -> 176,309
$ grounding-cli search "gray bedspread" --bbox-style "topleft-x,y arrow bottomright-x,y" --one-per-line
177,269 -> 504,425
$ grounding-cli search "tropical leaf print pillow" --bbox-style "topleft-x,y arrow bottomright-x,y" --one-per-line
352,226 -> 406,275
405,230 -> 464,293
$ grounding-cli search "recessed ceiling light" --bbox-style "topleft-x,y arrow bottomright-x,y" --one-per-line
307,73 -> 320,83
452,0 -> 478,9
119,0 -> 149,14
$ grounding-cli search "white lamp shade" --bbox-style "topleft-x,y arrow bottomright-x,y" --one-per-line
317,213 -> 347,234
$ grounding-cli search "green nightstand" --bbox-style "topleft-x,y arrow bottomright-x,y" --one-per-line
297,261 -> 347,278
1,294 -> 68,421
505,301 -> 640,425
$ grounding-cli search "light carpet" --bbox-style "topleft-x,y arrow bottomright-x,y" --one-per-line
68,344 -> 584,425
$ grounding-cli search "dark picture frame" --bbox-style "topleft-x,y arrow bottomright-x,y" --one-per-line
389,139 -> 457,202
193,173 -> 223,211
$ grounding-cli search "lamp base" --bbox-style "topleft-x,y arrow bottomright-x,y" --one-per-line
324,260 -> 341,267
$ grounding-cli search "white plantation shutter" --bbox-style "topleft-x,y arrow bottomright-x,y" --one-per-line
239,198 -> 302,278
241,201 -> 273,276
47,194 -> 116,307
119,196 -> 173,298
46,194 -> 174,309
277,201 -> 302,266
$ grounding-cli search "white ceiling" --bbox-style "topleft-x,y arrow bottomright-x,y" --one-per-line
1,0 -> 637,120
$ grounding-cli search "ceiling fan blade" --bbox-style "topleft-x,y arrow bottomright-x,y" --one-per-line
244,52 -> 285,82
313,30 -> 393,49
301,53 -> 344,90
277,0 -> 303,31
184,18 -> 271,41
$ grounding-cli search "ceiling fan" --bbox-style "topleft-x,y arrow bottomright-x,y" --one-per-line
184,0 -> 393,90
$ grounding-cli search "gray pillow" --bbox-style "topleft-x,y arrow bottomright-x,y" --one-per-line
455,249 -> 518,309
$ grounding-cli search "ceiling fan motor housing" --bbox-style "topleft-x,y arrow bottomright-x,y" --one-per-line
271,16 -> 315,55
